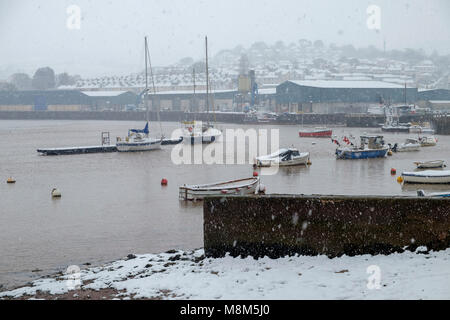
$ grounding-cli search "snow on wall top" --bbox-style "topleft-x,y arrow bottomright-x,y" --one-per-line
288,80 -> 408,89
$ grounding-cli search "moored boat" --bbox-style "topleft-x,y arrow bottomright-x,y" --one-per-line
414,160 -> 445,169
419,136 -> 437,147
179,177 -> 260,201
417,190 -> 450,198
299,128 -> 332,138
394,138 -> 421,152
336,135 -> 389,159
401,170 -> 450,184
255,148 -> 310,167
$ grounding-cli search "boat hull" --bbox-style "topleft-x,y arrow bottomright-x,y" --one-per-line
415,160 -> 445,169
396,144 -> 421,152
299,130 -> 332,138
402,170 -> 450,184
336,148 -> 388,159
179,177 -> 259,201
116,140 -> 162,152
381,126 -> 409,133
256,153 -> 310,167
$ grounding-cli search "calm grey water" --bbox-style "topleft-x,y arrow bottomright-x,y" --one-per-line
1,120 -> 449,289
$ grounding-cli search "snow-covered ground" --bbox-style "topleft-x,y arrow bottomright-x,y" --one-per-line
1,248 -> 449,300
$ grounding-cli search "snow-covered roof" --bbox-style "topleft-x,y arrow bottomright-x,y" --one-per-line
288,80 -> 408,89
81,91 -> 129,97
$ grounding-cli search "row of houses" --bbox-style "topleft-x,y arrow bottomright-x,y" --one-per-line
1,81 -> 450,114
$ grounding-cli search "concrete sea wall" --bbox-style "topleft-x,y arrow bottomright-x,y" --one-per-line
204,195 -> 450,258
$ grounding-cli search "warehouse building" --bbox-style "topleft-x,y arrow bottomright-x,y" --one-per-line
0,90 -> 138,111
276,80 -> 418,114
147,89 -> 237,112
417,89 -> 450,112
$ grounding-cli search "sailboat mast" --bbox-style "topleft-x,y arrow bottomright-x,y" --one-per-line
193,67 -> 196,112
144,36 -> 149,124
205,36 -> 210,125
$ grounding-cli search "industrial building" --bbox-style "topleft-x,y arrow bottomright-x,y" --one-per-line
417,89 -> 450,112
276,80 -> 418,113
147,89 -> 237,112
0,90 -> 139,111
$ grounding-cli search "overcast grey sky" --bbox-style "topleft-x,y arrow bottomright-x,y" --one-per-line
1,0 -> 449,77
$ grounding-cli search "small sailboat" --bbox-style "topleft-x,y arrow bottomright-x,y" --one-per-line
402,170 -> 450,184
179,177 -> 260,201
414,160 -> 445,169
117,37 -> 163,152
255,148 -> 310,167
335,135 -> 389,159
182,36 -> 222,145
394,138 -> 421,152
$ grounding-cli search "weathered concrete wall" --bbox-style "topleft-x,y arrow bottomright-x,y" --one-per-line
432,115 -> 450,135
204,195 -> 450,258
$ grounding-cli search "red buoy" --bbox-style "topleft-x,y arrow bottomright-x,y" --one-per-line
253,171 -> 259,177
391,169 -> 397,176
161,178 -> 168,186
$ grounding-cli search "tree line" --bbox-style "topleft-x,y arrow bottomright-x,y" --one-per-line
0,67 -> 80,91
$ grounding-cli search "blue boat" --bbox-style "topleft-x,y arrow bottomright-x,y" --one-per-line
336,135 -> 389,160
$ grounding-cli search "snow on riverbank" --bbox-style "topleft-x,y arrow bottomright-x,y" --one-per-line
1,248 -> 450,300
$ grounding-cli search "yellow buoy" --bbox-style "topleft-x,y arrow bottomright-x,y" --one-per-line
387,150 -> 393,156
397,176 -> 404,184
307,160 -> 312,165
6,177 -> 16,184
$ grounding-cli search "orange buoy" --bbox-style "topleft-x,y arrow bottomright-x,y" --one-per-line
253,171 -> 259,177
161,178 -> 168,186
391,168 -> 397,175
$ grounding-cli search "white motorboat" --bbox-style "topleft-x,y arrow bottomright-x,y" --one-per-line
394,138 -> 421,152
179,177 -> 260,201
417,190 -> 450,198
402,170 -> 450,184
419,136 -> 437,147
255,148 -> 310,167
410,124 -> 435,135
414,160 -> 446,169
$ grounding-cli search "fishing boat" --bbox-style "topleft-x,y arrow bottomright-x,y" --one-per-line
417,190 -> 450,198
299,127 -> 333,138
182,36 -> 222,145
419,136 -> 437,147
117,36 -> 163,152
393,138 -> 421,152
401,170 -> 450,184
179,177 -> 260,201
255,148 -> 310,167
335,135 -> 389,159
414,160 -> 446,169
